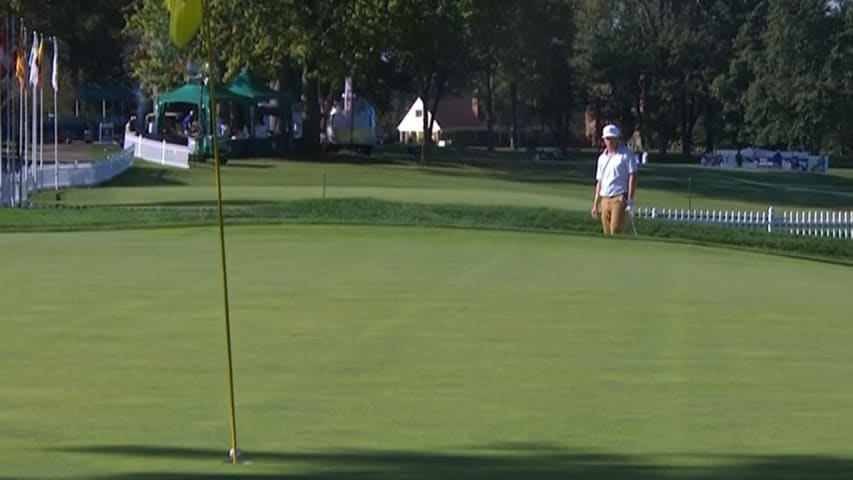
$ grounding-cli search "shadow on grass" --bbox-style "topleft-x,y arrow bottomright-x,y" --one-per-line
635,165 -> 853,209
407,145 -> 853,209
193,161 -> 275,169
489,162 -> 853,209
30,200 -> 277,208
41,444 -> 853,480
281,150 -> 415,167
102,167 -> 188,187
90,145 -> 853,210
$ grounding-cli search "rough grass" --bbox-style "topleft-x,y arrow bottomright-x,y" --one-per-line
3,199 -> 853,264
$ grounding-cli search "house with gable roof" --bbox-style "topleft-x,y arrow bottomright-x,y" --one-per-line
396,93 -> 487,146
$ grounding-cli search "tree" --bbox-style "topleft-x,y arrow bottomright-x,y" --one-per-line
831,0 -> 853,153
711,1 -> 766,149
740,0 -> 845,151
272,0 -> 394,152
11,0 -> 132,86
123,0 -> 188,97
464,0 -> 532,151
576,0 -> 650,149
523,0 -> 578,151
382,0 -> 471,161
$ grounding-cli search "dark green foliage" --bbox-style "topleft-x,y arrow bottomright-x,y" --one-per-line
8,0 -> 853,155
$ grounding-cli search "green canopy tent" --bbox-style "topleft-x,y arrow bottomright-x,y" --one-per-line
226,67 -> 279,102
77,83 -> 137,117
225,67 -> 293,157
155,81 -> 250,161
155,82 -> 247,131
74,83 -> 137,142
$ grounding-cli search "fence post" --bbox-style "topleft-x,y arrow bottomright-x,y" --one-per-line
766,207 -> 771,233
161,140 -> 167,165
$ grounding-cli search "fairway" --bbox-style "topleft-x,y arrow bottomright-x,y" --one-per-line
34,153 -> 853,212
2,225 -> 853,479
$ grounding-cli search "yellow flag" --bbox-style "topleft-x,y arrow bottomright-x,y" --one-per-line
165,0 -> 202,48
36,36 -> 44,86
15,46 -> 25,87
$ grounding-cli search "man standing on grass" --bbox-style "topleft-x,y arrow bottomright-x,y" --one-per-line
591,124 -> 638,235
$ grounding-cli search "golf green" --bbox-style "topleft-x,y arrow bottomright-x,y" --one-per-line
1,225 -> 852,479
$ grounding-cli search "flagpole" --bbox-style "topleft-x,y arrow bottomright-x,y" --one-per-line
31,61 -> 35,192
0,18 -> 5,208
8,16 -> 14,207
22,27 -> 27,204
7,15 -> 13,207
18,81 -> 22,207
5,15 -> 10,207
1,15 -> 9,207
31,33 -> 37,193
17,21 -> 23,207
1,15 -> 7,207
40,60 -> 44,189
53,36 -> 57,192
38,32 -> 43,188
201,0 -> 239,464
18,22 -> 23,207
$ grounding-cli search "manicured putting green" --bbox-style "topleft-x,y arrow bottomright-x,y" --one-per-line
1,225 -> 852,479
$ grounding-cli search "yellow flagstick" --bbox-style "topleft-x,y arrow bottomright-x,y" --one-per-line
167,0 -> 238,463
202,2 -> 240,465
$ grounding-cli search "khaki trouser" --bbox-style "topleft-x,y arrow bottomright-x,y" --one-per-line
600,195 -> 627,235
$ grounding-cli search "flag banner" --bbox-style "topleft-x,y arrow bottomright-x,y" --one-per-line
51,37 -> 57,92
35,33 -> 44,87
165,0 -> 202,48
15,38 -> 25,88
27,31 -> 38,87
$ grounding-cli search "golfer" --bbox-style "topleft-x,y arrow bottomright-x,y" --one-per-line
591,124 -> 638,235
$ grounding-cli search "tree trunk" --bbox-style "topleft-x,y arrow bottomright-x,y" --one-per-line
657,115 -> 668,155
421,89 -> 429,164
301,61 -> 321,153
704,103 -> 716,152
680,80 -> 690,157
420,70 -> 446,163
681,96 -> 701,158
486,67 -> 495,151
428,73 -> 447,146
510,80 -> 518,150
636,74 -> 647,146
419,70 -> 435,164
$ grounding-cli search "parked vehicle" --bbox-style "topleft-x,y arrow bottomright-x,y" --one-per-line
323,77 -> 376,155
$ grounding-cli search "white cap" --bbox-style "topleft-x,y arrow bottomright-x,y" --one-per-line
601,124 -> 620,139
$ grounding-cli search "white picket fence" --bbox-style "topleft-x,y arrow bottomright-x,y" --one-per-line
0,147 -> 134,207
35,149 -> 134,190
634,206 -> 853,239
123,132 -> 190,169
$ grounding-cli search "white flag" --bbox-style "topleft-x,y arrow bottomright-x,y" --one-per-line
51,36 -> 57,91
27,31 -> 38,86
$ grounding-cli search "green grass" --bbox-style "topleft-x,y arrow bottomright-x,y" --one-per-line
2,225 -> 853,479
33,148 -> 853,212
3,199 -> 852,264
